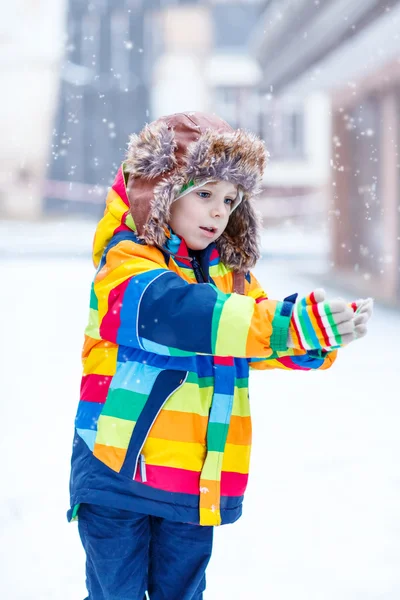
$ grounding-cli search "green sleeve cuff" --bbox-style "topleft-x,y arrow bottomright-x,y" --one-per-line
269,301 -> 292,351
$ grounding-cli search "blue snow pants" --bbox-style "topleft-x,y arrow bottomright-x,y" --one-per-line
78,503 -> 214,600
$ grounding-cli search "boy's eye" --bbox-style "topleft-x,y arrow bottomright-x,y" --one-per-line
225,198 -> 234,206
198,191 -> 211,199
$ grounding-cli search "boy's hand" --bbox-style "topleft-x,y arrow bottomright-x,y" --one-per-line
287,289 -> 355,351
349,297 -> 374,340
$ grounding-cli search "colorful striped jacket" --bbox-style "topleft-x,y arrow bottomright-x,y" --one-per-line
68,167 -> 337,527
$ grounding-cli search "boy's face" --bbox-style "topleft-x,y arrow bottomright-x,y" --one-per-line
169,180 -> 238,251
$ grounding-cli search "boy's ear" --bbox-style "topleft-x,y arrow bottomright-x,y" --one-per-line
126,121 -> 177,179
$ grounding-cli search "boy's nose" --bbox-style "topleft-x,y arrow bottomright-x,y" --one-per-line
211,205 -> 227,218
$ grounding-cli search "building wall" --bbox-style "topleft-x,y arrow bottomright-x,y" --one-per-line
331,58 -> 400,305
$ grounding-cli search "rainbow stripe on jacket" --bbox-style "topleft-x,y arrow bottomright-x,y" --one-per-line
68,165 -> 337,527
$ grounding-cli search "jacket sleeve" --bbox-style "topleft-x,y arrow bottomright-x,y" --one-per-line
248,348 -> 338,371
92,239 -> 297,358
245,271 -> 338,371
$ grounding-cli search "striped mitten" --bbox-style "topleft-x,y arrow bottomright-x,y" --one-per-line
287,289 -> 355,351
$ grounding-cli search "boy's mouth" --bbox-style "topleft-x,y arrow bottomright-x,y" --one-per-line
200,226 -> 218,235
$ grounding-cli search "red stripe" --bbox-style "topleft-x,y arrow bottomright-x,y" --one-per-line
112,167 -> 129,206
80,374 -> 112,403
308,291 -> 316,304
220,471 -> 248,497
134,464 -> 200,494
214,356 -> 234,366
311,302 -> 330,348
113,223 -> 131,234
351,302 -> 357,312
133,463 -> 248,497
276,356 -> 311,371
99,279 -> 130,343
210,247 -> 220,261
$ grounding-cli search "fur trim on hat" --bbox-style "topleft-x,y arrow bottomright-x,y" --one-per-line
185,129 -> 267,197
142,173 -> 187,248
216,192 -> 263,270
126,121 -> 177,178
125,113 -> 268,271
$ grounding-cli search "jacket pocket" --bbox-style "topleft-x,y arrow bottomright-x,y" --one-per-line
120,369 -> 188,479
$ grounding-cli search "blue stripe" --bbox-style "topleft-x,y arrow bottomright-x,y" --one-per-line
234,357 -> 249,378
110,361 -> 162,395
117,345 -> 199,372
116,269 -> 166,348
213,364 -> 235,395
139,271 -> 218,355
196,355 -> 215,378
290,352 -> 324,368
209,393 -> 234,424
75,401 -> 104,430
77,428 -> 97,450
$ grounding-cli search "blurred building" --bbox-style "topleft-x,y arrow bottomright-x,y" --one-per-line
253,0 -> 400,305
150,0 -> 263,120
44,0 -> 152,217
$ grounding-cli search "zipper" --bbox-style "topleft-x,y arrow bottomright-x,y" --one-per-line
132,372 -> 189,480
191,255 -> 207,283
157,245 -> 212,284
140,454 -> 147,482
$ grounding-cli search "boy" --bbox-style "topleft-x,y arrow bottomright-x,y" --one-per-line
68,112 -> 372,600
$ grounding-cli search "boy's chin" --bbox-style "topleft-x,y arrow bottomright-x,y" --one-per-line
186,240 -> 210,251
186,242 -> 210,250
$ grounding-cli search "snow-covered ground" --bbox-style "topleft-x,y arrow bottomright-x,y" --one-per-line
1,219 -> 399,599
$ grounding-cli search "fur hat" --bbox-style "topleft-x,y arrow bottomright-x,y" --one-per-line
124,112 -> 268,271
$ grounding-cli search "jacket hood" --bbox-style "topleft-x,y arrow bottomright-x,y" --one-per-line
124,111 -> 268,271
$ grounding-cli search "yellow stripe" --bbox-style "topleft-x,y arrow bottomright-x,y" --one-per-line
95,415 -> 135,449
93,188 -> 129,267
215,294 -> 254,356
200,507 -> 221,526
93,210 -> 118,267
162,382 -> 212,416
210,262 -> 230,278
95,254 -> 159,321
83,347 -> 118,376
247,287 -> 267,301
107,188 -> 129,219
143,438 -> 206,471
222,443 -> 251,474
175,266 -> 197,282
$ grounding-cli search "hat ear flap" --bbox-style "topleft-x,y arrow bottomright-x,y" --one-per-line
217,194 -> 262,271
126,121 -> 177,179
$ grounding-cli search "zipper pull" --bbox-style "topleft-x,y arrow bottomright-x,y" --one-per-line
140,454 -> 147,483
191,256 -> 207,283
